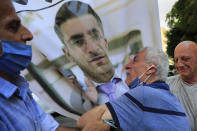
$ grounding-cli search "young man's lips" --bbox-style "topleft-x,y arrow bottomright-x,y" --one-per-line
90,56 -> 105,62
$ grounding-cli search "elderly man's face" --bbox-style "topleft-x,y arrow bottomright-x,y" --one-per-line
125,50 -> 149,85
60,14 -> 114,83
174,43 -> 197,81
0,0 -> 33,54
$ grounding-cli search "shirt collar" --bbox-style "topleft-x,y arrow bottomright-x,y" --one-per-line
94,73 -> 121,86
0,75 -> 29,100
146,81 -> 169,90
180,77 -> 197,86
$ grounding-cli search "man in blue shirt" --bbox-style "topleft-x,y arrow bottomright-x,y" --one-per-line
0,0 -> 78,130
77,47 -> 190,131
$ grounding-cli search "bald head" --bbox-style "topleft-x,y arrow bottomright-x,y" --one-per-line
174,41 -> 197,84
176,41 -> 197,53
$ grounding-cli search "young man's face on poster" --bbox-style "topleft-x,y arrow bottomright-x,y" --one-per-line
60,14 -> 114,83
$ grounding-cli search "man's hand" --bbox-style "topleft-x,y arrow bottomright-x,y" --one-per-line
77,104 -> 110,131
82,121 -> 110,131
84,78 -> 98,104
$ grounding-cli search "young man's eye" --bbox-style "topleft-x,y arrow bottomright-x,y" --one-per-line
73,39 -> 85,46
91,33 -> 99,40
89,28 -> 102,40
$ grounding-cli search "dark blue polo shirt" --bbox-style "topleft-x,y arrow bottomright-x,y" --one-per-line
106,82 -> 190,131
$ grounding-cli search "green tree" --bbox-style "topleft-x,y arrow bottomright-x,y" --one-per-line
166,0 -> 197,58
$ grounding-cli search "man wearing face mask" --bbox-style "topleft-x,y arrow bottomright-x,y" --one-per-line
77,47 -> 190,131
0,0 -> 79,131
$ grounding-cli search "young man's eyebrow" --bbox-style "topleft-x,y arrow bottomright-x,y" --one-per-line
69,33 -> 84,41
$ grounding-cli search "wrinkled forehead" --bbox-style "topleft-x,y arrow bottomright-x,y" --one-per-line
174,45 -> 195,58
60,14 -> 102,37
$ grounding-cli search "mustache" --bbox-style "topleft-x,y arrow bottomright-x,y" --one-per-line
177,67 -> 186,70
86,50 -> 106,62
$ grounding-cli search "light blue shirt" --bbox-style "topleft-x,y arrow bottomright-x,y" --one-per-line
0,76 -> 59,131
106,81 -> 191,131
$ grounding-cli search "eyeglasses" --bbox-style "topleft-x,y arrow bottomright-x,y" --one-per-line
68,33 -> 104,47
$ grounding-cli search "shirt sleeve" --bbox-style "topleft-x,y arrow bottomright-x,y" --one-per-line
32,95 -> 59,131
105,86 -> 144,130
40,113 -> 59,131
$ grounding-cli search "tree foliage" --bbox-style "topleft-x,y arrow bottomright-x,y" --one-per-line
166,0 -> 197,58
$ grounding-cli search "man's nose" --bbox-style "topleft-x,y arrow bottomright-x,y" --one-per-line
125,59 -> 133,70
175,59 -> 184,68
20,25 -> 33,43
86,38 -> 99,53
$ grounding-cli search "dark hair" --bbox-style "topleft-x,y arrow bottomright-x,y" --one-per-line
54,1 -> 104,44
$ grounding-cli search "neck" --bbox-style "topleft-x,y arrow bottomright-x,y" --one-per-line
145,76 -> 161,85
182,75 -> 197,85
87,69 -> 114,83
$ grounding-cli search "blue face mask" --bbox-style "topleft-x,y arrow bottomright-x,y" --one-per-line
0,40 -> 32,76
129,77 -> 141,89
129,65 -> 154,89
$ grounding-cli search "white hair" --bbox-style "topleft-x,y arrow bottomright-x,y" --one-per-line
140,47 -> 169,81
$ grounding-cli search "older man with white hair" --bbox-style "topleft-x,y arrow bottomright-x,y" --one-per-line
77,47 -> 190,131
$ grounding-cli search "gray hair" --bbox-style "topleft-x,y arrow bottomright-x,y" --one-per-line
140,47 -> 169,81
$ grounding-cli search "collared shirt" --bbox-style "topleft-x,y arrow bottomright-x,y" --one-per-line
106,81 -> 190,131
97,74 -> 129,105
0,76 -> 59,131
167,75 -> 197,131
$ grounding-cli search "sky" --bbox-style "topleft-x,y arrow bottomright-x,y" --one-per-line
158,0 -> 178,29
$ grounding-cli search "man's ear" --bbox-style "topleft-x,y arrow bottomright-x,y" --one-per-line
62,46 -> 74,61
146,64 -> 157,75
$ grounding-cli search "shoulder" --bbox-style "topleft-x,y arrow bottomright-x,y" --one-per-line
166,75 -> 182,92
140,85 -> 186,115
167,75 -> 181,87
142,84 -> 176,106
167,75 -> 180,83
142,85 -> 166,100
